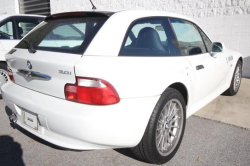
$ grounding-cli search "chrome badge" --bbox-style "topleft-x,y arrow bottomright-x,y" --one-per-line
27,61 -> 32,70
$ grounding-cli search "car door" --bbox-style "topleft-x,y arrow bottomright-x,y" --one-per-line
0,17 -> 19,60
169,18 -> 229,103
198,28 -> 231,86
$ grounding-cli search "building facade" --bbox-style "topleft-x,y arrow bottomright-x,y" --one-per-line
1,0 -> 250,77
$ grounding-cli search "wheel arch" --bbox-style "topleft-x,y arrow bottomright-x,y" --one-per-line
0,61 -> 7,65
168,82 -> 189,106
239,57 -> 243,65
0,61 -> 7,69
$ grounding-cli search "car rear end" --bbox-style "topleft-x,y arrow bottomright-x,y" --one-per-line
1,12 -> 160,149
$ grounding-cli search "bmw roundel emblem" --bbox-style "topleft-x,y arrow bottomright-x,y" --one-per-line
27,61 -> 32,70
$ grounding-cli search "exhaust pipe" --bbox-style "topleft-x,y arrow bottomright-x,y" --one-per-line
9,114 -> 17,125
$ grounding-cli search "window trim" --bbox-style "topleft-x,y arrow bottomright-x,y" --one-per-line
197,27 -> 213,52
118,16 -> 182,57
12,17 -> 19,39
0,16 -> 13,26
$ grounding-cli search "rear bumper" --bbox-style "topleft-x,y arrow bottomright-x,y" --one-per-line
1,82 -> 160,150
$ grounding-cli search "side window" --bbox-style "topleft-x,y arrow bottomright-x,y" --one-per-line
199,28 -> 212,52
15,17 -> 43,39
120,18 -> 180,56
124,23 -> 167,46
0,20 -> 15,39
169,18 -> 206,56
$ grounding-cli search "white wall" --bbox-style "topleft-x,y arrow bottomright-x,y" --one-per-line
195,14 -> 250,77
50,0 -> 250,77
0,0 -> 16,14
50,0 -> 250,17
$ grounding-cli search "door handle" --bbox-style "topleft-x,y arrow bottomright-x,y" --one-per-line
196,65 -> 204,70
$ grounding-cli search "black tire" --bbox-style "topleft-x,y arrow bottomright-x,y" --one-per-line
130,88 -> 186,164
0,62 -> 7,71
223,60 -> 242,96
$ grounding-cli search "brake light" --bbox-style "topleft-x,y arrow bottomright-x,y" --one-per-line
65,77 -> 120,105
52,12 -> 86,18
7,66 -> 14,82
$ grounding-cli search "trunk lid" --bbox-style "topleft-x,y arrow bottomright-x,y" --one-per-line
7,49 -> 81,98
7,12 -> 109,99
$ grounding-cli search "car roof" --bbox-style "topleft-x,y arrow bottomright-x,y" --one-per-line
115,9 -> 196,23
84,9 -> 200,56
0,14 -> 45,22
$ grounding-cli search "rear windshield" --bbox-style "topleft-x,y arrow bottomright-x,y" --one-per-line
15,17 -> 107,54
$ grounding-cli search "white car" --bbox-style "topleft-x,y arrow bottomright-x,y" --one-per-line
1,10 -> 243,164
0,14 -> 44,92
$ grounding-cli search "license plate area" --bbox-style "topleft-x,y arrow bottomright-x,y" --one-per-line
22,109 -> 38,130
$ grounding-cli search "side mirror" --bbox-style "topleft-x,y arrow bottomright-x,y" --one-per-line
189,47 -> 202,55
210,42 -> 224,57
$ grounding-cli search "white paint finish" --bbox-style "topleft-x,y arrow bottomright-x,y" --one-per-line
2,10 -> 243,150
75,55 -> 193,99
185,52 -> 230,103
0,41 -> 4,52
2,82 -> 160,149
0,40 -> 19,51
8,48 -> 81,98
0,40 -> 19,61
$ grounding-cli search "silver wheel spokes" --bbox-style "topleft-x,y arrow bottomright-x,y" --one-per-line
155,99 -> 183,156
234,65 -> 241,92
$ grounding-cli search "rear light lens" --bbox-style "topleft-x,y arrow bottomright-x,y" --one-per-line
7,65 -> 15,82
52,12 -> 86,18
65,77 -> 120,105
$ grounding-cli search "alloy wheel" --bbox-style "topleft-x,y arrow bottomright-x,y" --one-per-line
155,99 -> 184,156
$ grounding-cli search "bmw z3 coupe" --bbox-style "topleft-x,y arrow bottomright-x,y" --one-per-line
1,10 -> 243,164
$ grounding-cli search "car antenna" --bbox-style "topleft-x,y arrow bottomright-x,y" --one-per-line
90,0 -> 97,10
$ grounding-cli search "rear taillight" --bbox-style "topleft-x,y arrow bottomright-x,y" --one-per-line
7,66 -> 15,82
65,77 -> 120,105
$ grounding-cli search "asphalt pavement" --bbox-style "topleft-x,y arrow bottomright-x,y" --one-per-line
0,99 -> 250,166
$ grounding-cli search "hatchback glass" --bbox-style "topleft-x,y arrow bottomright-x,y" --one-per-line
16,17 -> 107,54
